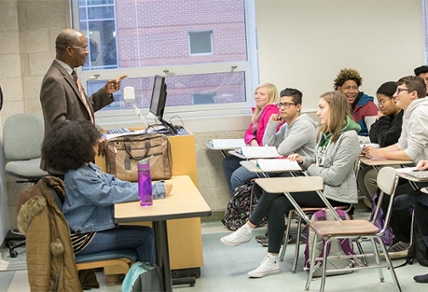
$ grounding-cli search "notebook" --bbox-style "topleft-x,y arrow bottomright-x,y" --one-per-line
240,146 -> 279,159
256,159 -> 301,172
396,167 -> 428,182
211,139 -> 246,149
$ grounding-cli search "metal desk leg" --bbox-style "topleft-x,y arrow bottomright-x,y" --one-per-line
153,220 -> 172,292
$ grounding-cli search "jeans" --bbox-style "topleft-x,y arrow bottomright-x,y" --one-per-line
222,156 -> 245,196
78,225 -> 155,264
249,184 -> 346,254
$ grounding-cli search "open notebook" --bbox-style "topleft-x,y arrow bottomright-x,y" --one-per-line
396,167 -> 428,182
256,159 -> 302,172
210,139 -> 246,149
240,146 -> 279,159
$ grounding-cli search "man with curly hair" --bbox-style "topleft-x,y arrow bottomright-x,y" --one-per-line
334,68 -> 377,143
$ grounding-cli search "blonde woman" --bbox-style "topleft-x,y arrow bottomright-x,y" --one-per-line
221,91 -> 360,278
222,82 -> 281,196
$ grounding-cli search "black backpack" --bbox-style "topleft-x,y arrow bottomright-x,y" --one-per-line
221,180 -> 267,231
407,220 -> 428,266
396,218 -> 428,268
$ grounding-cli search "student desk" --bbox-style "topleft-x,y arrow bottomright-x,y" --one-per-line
359,156 -> 413,168
359,156 -> 417,190
115,175 -> 211,292
95,130 -> 204,274
254,176 -> 341,222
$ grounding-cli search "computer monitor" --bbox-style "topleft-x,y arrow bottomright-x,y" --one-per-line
148,75 -> 177,135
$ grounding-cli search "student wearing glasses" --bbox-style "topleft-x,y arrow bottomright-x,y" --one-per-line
334,68 -> 378,143
225,88 -> 317,200
221,91 -> 360,278
358,81 -> 403,208
363,76 -> 428,259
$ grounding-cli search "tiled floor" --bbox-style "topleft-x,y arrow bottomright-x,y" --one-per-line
1,210 -> 428,292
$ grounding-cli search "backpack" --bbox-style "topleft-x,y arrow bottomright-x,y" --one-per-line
122,262 -> 163,292
370,192 -> 394,246
304,208 -> 356,277
221,180 -> 267,231
396,216 -> 428,269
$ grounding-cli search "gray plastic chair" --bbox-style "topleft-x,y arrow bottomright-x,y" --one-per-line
3,113 -> 49,257
3,113 -> 48,180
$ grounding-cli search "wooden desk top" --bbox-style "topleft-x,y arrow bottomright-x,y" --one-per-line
114,175 -> 211,223
255,176 -> 324,193
359,156 -> 413,166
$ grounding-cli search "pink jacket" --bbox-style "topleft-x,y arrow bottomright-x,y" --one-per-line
244,104 -> 281,145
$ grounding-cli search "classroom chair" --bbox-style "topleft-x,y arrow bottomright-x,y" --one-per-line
305,167 -> 401,292
3,113 -> 49,257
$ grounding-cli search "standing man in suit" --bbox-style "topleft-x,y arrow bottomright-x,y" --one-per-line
40,28 -> 127,174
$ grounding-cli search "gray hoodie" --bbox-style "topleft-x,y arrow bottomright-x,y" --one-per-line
397,97 -> 428,163
262,113 -> 317,158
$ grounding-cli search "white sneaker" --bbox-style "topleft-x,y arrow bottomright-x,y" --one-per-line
220,224 -> 252,246
247,254 -> 280,278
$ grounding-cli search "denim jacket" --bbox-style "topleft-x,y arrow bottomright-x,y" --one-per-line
62,162 -> 166,233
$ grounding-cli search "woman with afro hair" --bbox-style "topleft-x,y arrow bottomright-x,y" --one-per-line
42,120 -> 172,264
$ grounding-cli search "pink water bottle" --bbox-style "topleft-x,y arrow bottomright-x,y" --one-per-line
138,156 -> 153,206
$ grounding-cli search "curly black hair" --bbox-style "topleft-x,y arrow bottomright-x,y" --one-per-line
42,120 -> 101,173
333,68 -> 363,89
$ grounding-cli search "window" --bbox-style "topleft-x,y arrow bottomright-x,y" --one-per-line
71,0 -> 258,124
189,31 -> 213,55
424,0 -> 428,62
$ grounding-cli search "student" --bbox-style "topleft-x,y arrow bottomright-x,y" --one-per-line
222,82 -> 281,196
358,81 -> 403,207
393,159 -> 428,284
228,88 -> 317,198
363,75 -> 428,258
333,68 -> 377,143
220,91 -> 360,278
41,120 -> 172,264
414,65 -> 428,95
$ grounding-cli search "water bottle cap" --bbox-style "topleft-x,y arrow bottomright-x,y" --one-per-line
137,155 -> 154,165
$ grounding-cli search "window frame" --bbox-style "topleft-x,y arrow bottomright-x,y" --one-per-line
70,0 -> 258,126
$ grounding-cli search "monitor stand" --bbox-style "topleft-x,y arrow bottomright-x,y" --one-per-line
149,114 -> 178,135
160,119 -> 178,135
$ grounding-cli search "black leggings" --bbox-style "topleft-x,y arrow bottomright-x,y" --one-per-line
249,184 -> 346,254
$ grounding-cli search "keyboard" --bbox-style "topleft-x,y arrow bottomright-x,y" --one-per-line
106,127 -> 131,134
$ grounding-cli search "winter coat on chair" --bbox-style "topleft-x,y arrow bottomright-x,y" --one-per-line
17,176 -> 81,292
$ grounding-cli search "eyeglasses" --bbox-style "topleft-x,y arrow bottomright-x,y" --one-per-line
71,46 -> 89,52
395,88 -> 410,95
378,99 -> 389,106
277,102 -> 295,109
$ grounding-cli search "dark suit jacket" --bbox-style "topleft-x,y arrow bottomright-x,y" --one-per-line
40,60 -> 114,173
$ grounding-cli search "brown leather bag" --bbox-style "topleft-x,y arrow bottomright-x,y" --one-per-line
105,133 -> 172,181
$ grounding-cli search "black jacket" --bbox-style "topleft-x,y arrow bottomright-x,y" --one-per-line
369,110 -> 404,147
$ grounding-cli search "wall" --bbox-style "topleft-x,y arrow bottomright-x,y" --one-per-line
0,0 -> 426,240
0,0 -> 71,242
255,0 -> 425,111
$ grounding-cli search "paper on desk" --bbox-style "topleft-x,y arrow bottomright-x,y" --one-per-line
241,146 -> 279,159
256,159 -> 301,172
211,139 -> 246,149
360,143 -> 380,150
395,167 -> 417,174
